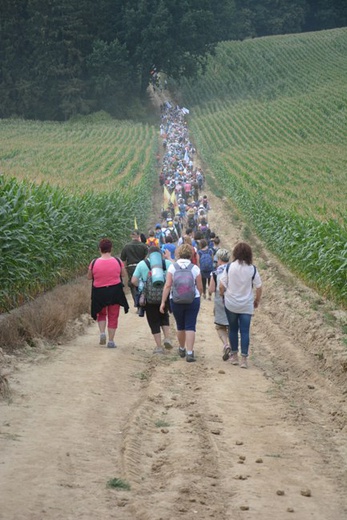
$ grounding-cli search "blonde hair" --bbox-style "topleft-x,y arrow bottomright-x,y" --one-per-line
176,243 -> 193,259
216,248 -> 230,262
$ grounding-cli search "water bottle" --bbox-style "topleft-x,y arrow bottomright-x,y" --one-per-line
149,251 -> 164,287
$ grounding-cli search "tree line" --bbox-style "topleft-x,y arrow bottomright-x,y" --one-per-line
1,0 -> 346,121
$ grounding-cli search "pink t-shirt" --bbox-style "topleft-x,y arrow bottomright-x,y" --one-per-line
89,257 -> 123,288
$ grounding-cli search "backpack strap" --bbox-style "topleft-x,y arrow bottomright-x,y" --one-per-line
174,262 -> 193,271
251,265 -> 256,287
91,257 -> 123,282
226,262 -> 256,278
145,258 -> 166,271
90,258 -> 98,281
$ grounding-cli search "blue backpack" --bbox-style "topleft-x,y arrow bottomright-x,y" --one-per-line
198,249 -> 214,275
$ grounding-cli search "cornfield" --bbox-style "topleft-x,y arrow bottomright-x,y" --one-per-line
179,28 -> 347,305
0,116 -> 158,312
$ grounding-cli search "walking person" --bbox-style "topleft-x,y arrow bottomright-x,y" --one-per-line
198,239 -> 214,299
208,248 -> 231,361
131,246 -> 173,354
120,230 -> 148,307
88,238 -> 129,348
160,244 -> 202,362
219,242 -> 262,369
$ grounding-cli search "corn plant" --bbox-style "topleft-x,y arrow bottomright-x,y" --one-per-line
0,118 -> 158,312
180,28 -> 347,305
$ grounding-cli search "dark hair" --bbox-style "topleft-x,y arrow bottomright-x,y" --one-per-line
194,231 -> 203,240
185,227 -> 192,235
148,245 -> 161,254
99,238 -> 112,253
210,232 -> 216,239
233,242 -> 253,265
200,239 -> 207,248
213,237 -> 220,246
165,234 -> 173,243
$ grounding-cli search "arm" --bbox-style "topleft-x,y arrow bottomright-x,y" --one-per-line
196,273 -> 203,295
131,274 -> 139,287
159,272 -> 173,313
219,282 -> 226,297
254,286 -> 262,309
219,268 -> 228,297
208,275 -> 216,296
87,269 -> 93,280
131,263 -> 141,287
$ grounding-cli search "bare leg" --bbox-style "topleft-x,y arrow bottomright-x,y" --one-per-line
177,330 -> 186,348
153,332 -> 162,348
185,330 -> 195,351
108,327 -> 116,342
217,328 -> 229,346
98,320 -> 106,334
162,325 -> 170,340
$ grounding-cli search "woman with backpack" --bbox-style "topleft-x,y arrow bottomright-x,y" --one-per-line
219,242 -> 262,369
198,239 -> 214,300
159,244 -> 203,363
131,246 -> 173,354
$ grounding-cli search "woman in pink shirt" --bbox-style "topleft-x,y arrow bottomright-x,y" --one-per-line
88,238 -> 129,348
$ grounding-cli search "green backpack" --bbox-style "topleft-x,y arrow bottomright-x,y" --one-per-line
144,259 -> 167,305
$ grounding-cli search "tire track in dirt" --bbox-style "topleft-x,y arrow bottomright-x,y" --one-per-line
120,355 -> 228,519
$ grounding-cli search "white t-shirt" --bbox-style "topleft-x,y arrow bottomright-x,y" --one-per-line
219,261 -> 262,314
167,259 -> 201,299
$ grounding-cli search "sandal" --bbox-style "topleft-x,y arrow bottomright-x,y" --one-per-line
222,345 -> 231,361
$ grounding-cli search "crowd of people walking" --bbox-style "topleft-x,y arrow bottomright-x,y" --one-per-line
88,100 -> 262,367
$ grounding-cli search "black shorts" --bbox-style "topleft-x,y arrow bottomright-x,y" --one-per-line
145,303 -> 170,334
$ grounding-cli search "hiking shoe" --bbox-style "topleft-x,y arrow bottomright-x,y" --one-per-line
222,345 -> 231,361
230,353 -> 239,365
240,357 -> 248,369
153,347 -> 164,355
163,338 -> 173,350
99,333 -> 106,345
186,352 -> 196,363
178,347 -> 186,358
107,341 -> 116,348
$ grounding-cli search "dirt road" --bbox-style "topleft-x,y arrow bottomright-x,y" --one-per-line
1,181 -> 347,520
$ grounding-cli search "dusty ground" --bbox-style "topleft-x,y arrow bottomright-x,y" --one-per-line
1,93 -> 347,519
1,185 -> 347,519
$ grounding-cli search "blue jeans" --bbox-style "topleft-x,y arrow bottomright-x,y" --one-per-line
224,309 -> 252,357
